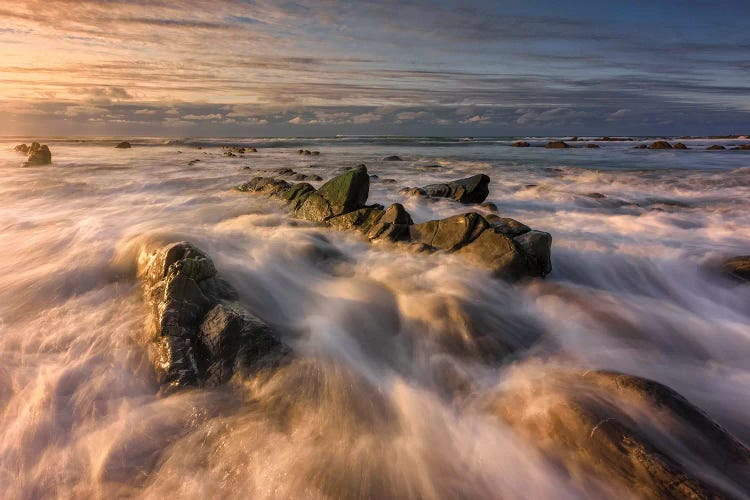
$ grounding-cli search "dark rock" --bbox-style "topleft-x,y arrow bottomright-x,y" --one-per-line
514,230 -> 552,277
707,145 -> 726,150
381,203 -> 413,225
383,155 -> 403,161
586,143 -> 600,148
598,137 -> 633,141
23,142 -> 52,166
673,142 -> 688,149
292,173 -> 323,181
485,215 -> 531,237
115,141 -> 131,149
328,207 -> 385,233
545,141 -> 570,149
237,177 -> 291,196
316,165 -> 370,215
722,255 -> 750,282
729,144 -> 750,151
634,145 -> 648,149
311,151 -> 320,156
586,192 -> 607,199
648,141 -> 672,149
409,213 -> 489,252
420,174 -> 491,204
138,241 -> 289,392
381,178 -> 398,184
480,202 -> 498,212
512,141 -> 530,147
489,370 -> 750,498
13,144 -> 29,154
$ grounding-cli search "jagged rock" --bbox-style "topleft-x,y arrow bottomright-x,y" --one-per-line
707,145 -> 726,150
673,142 -> 688,149
545,141 -> 570,149
487,370 -> 750,498
138,241 -> 289,392
383,155 -> 403,161
648,141 -> 672,149
418,174 -> 491,204
23,142 -> 52,166
485,215 -> 530,237
514,230 -> 552,277
512,141 -> 530,147
316,164 -> 369,215
13,144 -> 29,154
722,255 -> 750,282
115,141 -> 131,149
382,203 -> 413,225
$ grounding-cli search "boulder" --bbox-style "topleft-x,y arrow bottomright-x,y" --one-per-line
586,143 -> 600,148
115,141 -> 131,149
409,213 -> 489,252
488,370 -> 750,498
383,155 -> 403,161
418,174 -> 491,204
13,144 -> 29,154
545,141 -> 570,149
316,164 -> 370,215
23,142 -> 52,166
480,202 -> 498,212
707,145 -> 726,150
722,255 -> 750,282
647,141 -> 672,149
138,241 -> 289,392
514,230 -> 553,277
485,215 -> 531,236
237,177 -> 291,196
512,141 -> 530,147
673,142 -> 688,149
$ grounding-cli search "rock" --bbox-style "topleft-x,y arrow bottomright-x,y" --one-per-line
138,241 -> 289,392
13,144 -> 29,154
399,187 -> 427,197
647,141 -> 672,149
634,145 -> 648,149
730,145 -> 750,151
598,137 -> 632,141
328,207 -> 385,233
381,203 -> 413,225
419,174 -> 491,204
311,151 -> 320,156
381,178 -> 398,184
485,215 -> 531,237
586,143 -> 600,148
237,177 -> 291,196
316,165 -> 370,215
545,141 -> 570,149
488,370 -> 750,498
512,141 -> 530,147
707,145 -> 726,150
115,141 -> 131,149
383,155 -> 403,161
292,173 -> 323,181
294,191 -> 334,222
722,256 -> 750,282
23,142 -> 52,166
673,142 -> 688,149
409,213 -> 489,251
455,227 -> 529,280
480,202 -> 498,212
248,147 -> 257,153
513,230 -> 552,277
586,192 -> 607,199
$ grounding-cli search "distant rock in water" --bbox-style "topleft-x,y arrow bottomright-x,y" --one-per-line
402,174 -> 491,204
512,141 -> 530,147
673,142 -> 688,149
489,370 -> 750,498
585,143 -> 600,148
23,142 -> 52,166
383,155 -> 403,161
707,145 -> 726,150
730,144 -> 750,151
722,255 -> 750,282
545,141 -> 570,149
138,241 -> 290,393
647,141 -> 672,149
13,144 -> 29,154
115,141 -> 131,149
239,167 -> 551,280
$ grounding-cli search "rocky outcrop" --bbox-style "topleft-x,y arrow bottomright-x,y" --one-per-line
115,141 -> 132,149
487,370 -> 750,498
673,142 -> 688,149
138,241 -> 290,393
383,155 -> 403,161
13,144 -> 29,154
512,141 -> 530,147
648,141 -> 672,149
23,142 -> 52,166
239,167 -> 552,280
545,141 -> 570,149
401,174 -> 491,204
722,255 -> 750,282
707,145 -> 726,150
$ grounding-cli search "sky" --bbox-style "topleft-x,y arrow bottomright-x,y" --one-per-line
1,0 -> 749,137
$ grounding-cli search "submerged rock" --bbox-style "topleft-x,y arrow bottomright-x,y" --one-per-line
115,141 -> 132,149
722,255 -> 750,282
401,174 -> 490,204
585,143 -> 600,148
707,145 -> 726,150
512,141 -> 530,147
673,142 -> 688,149
730,144 -> 750,151
545,141 -> 570,149
485,215 -> 530,236
138,241 -> 289,392
648,141 -> 672,149
23,142 -> 52,166
13,144 -> 29,154
488,370 -> 750,498
383,155 -> 403,161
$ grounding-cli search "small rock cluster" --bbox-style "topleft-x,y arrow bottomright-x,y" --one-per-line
14,142 -> 52,166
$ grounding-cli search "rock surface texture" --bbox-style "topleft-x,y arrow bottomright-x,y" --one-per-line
240,166 -> 552,280
138,241 -> 290,393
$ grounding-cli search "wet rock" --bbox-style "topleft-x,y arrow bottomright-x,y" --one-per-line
586,143 -> 600,148
237,177 -> 291,196
409,213 -> 489,251
292,173 -> 323,181
514,230 -> 552,277
480,202 -> 498,212
648,141 -> 672,149
512,141 -> 530,147
383,155 -> 403,161
115,141 -> 131,149
722,255 -> 750,282
634,144 -> 648,149
381,203 -> 413,225
586,192 -> 607,199
489,370 -> 750,498
455,227 -> 529,280
417,174 -> 491,204
13,144 -> 29,154
673,142 -> 688,149
707,145 -> 726,150
328,207 -> 385,233
485,215 -> 531,237
23,142 -> 52,166
545,141 -> 570,149
381,178 -> 398,184
730,144 -> 750,151
316,164 -> 370,215
138,241 -> 289,392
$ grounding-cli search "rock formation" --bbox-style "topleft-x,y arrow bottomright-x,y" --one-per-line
399,174 -> 490,204
722,255 -> 750,282
545,141 -> 570,149
512,141 -> 530,147
138,241 -> 290,393
648,141 -> 673,149
23,142 -> 52,166
707,145 -> 726,150
239,166 -> 552,280
13,144 -> 29,154
115,141 -> 132,149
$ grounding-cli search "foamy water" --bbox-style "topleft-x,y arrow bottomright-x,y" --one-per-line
1,137 -> 749,498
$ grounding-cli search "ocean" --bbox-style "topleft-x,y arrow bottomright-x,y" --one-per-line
1,136 -> 749,498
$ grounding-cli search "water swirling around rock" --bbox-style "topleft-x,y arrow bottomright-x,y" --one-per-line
1,137 -> 750,498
